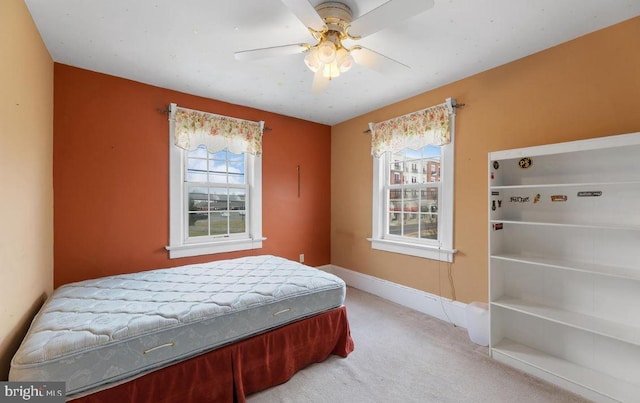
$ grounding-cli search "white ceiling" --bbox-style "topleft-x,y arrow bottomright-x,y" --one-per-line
25,0 -> 640,125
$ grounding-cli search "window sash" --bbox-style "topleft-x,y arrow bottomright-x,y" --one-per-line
183,183 -> 249,243
383,153 -> 442,246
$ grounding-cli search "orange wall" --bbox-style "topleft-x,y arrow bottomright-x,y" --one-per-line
0,0 -> 53,379
54,64 -> 331,287
331,17 -> 640,303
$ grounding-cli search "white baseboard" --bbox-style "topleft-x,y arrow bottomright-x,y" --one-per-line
318,264 -> 468,329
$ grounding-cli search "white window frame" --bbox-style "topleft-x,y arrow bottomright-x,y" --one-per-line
166,118 -> 264,259
369,119 -> 456,262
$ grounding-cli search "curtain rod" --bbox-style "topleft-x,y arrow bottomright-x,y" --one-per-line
362,100 -> 466,134
157,106 -> 272,131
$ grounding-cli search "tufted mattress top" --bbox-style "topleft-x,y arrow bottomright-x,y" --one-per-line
9,255 -> 346,396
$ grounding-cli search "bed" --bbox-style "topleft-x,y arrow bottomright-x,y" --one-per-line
9,255 -> 354,402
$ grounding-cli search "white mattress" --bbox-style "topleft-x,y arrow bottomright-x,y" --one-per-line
9,255 -> 346,396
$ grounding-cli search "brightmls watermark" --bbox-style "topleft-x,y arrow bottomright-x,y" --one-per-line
0,383 -> 65,402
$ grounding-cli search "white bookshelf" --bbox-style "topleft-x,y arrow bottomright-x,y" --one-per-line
488,132 -> 640,403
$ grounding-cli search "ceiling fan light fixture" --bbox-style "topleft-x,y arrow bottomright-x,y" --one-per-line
317,40 -> 337,64
236,0 -> 428,91
336,47 -> 353,72
304,50 -> 321,72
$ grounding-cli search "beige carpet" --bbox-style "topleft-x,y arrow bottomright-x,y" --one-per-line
248,287 -> 590,403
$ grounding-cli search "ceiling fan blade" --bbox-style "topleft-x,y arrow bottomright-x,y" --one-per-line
348,0 -> 435,38
351,47 -> 410,75
280,0 -> 325,32
234,43 -> 308,61
312,69 -> 330,93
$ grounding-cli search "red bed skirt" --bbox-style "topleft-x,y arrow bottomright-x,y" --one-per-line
71,306 -> 354,403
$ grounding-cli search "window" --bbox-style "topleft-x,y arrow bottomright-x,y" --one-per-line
369,100 -> 456,262
167,104 -> 264,258
186,147 -> 247,238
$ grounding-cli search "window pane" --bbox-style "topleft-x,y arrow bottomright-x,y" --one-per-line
209,211 -> 227,236
420,213 -> 438,240
209,187 -> 228,212
188,212 -> 209,237
188,147 -> 208,158
389,212 -> 401,235
188,185 -> 210,237
421,185 -> 438,239
210,150 -> 227,159
227,152 -> 243,162
389,202 -> 400,214
186,158 -> 208,182
418,187 -> 436,214
228,173 -> 244,184
403,213 -> 419,238
188,187 -> 209,212
229,189 -> 245,211
404,200 -> 418,212
229,211 -> 245,234
208,160 -> 228,183
228,161 -> 245,184
389,158 -> 404,185
229,188 -> 246,234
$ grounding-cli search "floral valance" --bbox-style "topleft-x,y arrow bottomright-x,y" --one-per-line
369,101 -> 452,157
171,104 -> 264,156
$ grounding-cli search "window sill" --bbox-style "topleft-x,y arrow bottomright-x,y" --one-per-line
166,237 -> 266,259
368,238 -> 456,262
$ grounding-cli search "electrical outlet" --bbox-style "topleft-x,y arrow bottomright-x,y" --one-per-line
299,254 -> 304,263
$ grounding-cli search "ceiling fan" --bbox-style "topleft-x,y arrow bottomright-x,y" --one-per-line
234,0 -> 435,92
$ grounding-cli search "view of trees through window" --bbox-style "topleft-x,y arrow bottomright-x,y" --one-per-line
185,146 -> 247,238
387,145 -> 440,240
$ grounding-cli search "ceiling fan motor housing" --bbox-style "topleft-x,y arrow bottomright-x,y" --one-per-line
315,2 -> 353,37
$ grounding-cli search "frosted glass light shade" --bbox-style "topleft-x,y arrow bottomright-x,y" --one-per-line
304,50 -> 321,72
317,41 -> 337,64
336,48 -> 353,72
